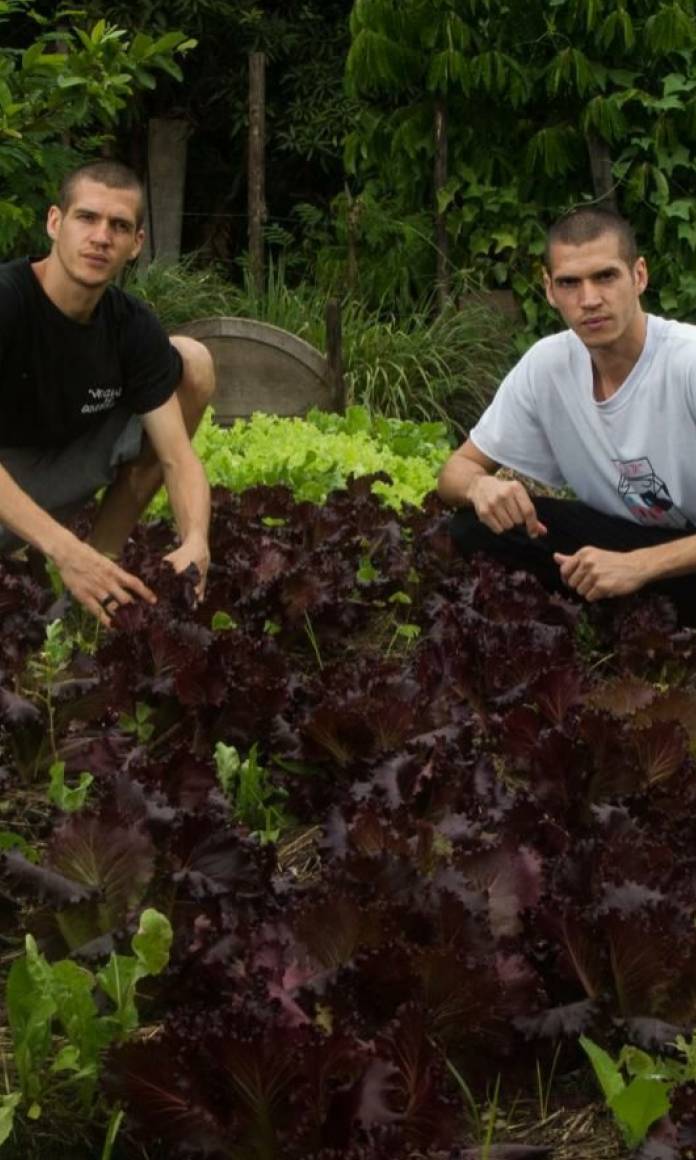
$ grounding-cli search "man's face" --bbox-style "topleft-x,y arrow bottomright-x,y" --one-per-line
544,232 -> 648,350
46,178 -> 144,290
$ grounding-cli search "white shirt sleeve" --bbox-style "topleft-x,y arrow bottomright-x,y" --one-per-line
469,346 -> 567,488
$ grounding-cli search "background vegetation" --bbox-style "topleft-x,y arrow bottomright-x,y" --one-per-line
3,0 -> 696,427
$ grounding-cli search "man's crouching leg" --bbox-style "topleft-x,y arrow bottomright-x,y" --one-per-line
90,336 -> 216,558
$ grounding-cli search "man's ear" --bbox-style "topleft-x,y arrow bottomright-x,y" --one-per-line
46,205 -> 61,242
129,228 -> 145,262
543,267 -> 556,308
634,256 -> 648,295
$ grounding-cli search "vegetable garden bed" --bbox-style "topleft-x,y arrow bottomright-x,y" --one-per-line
1,416 -> 696,1158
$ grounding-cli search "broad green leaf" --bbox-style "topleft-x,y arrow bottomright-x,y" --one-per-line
663,72 -> 694,97
50,1044 -> 81,1073
0,831 -> 38,862
0,1093 -> 21,1146
211,610 -> 238,631
131,909 -> 172,977
50,959 -> 99,1063
21,42 -> 43,69
610,1076 -> 670,1148
580,1035 -> 625,1104
96,954 -> 140,1036
150,31 -> 196,55
48,762 -> 93,812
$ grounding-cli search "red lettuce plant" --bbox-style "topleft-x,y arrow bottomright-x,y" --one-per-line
2,479 -> 696,1157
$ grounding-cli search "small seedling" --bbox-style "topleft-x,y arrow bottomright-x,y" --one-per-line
118,702 -> 155,744
211,610 -> 238,631
47,761 -> 93,812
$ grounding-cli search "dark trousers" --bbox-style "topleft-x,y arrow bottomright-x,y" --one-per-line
449,497 -> 696,624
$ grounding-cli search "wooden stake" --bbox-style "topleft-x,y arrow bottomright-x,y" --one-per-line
434,98 -> 450,312
248,52 -> 267,295
326,298 -> 346,413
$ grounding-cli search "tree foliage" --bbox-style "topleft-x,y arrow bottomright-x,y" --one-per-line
341,0 -> 696,323
0,0 -> 195,252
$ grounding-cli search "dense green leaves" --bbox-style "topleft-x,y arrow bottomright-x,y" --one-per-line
342,0 -> 696,321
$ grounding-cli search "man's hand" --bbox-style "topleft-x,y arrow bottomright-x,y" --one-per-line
53,538 -> 157,625
163,532 -> 210,601
554,547 -> 649,601
469,475 -> 548,538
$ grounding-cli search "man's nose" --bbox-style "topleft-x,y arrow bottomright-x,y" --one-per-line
90,220 -> 112,246
578,280 -> 602,307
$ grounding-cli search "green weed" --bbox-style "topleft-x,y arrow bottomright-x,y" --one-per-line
214,742 -> 290,844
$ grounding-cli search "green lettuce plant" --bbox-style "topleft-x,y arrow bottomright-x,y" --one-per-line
147,405 -> 450,519
1,909 -> 172,1151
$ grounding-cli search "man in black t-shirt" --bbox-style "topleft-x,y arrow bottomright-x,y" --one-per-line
0,160 -> 214,623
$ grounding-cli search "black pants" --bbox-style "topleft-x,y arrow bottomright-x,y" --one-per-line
449,497 -> 696,625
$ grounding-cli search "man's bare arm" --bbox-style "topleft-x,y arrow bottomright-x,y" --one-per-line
555,533 -> 696,601
438,439 -> 547,537
140,394 -> 210,595
0,461 -> 155,623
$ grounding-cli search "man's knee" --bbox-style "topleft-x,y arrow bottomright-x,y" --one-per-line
170,335 -> 216,409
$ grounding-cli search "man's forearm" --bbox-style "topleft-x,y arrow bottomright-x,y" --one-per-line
0,462 -> 77,562
163,453 -> 210,546
634,532 -> 696,585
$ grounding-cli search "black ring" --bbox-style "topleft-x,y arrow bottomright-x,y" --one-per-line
100,595 -> 117,610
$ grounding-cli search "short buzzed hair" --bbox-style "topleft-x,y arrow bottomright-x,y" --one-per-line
545,206 -> 638,271
58,161 -> 145,228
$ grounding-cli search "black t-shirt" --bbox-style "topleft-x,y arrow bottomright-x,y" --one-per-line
0,257 -> 182,448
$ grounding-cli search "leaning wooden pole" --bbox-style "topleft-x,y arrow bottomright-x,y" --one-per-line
248,52 -> 267,295
434,98 -> 450,312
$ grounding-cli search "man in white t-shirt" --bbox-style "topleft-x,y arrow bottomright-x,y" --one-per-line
438,206 -> 696,620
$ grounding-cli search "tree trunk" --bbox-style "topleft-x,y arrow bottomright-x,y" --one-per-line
140,117 -> 189,265
434,98 -> 450,312
248,52 -> 267,295
586,132 -> 618,212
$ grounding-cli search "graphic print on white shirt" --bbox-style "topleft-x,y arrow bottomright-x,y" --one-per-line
614,456 -> 692,530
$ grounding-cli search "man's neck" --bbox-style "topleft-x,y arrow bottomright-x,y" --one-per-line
590,310 -> 648,401
31,255 -> 105,324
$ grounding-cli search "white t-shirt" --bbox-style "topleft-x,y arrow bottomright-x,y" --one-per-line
469,314 -> 696,530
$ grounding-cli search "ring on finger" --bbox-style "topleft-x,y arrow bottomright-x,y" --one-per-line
99,595 -> 119,611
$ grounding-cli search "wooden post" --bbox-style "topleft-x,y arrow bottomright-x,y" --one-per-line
434,98 -> 450,312
325,298 -> 346,413
140,117 -> 189,265
586,131 -> 618,212
248,52 -> 267,295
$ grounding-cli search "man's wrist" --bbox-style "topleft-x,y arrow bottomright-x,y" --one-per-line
179,529 -> 209,552
465,471 -> 486,506
34,523 -> 78,569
